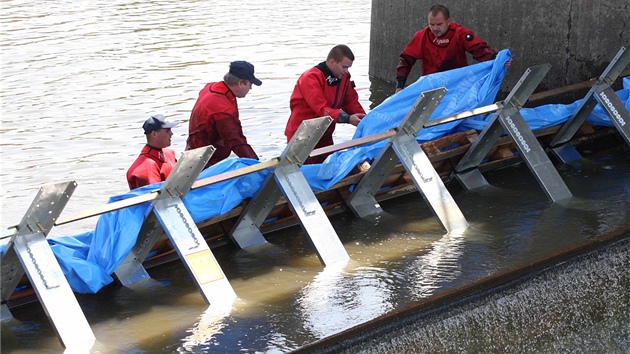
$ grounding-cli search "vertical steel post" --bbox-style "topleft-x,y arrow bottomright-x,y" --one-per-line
455,64 -> 573,202
548,45 -> 630,163
346,88 -> 469,232
230,116 -> 350,266
1,182 -> 95,349
114,146 -> 236,306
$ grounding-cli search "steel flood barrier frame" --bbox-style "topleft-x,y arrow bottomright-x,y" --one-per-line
346,87 -> 470,232
454,64 -> 573,202
548,45 -> 630,163
3,62 -> 615,349
0,182 -> 96,350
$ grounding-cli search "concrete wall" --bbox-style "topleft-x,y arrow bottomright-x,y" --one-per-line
369,0 -> 629,94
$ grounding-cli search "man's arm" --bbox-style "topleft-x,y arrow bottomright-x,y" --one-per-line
460,29 -> 496,62
215,113 -> 258,160
340,79 -> 366,126
396,53 -> 418,91
463,32 -> 512,68
395,31 -> 424,92
127,158 -> 162,190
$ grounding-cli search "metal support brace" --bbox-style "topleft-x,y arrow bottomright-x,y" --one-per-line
548,45 -> 630,163
346,88 -> 469,232
230,116 -> 350,266
455,64 -> 573,202
1,182 -> 95,349
114,146 -> 236,306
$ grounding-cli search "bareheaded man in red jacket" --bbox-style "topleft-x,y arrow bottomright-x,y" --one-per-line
285,44 -> 366,164
396,4 -> 511,93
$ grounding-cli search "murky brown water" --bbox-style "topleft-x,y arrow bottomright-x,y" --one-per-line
2,146 -> 628,353
1,1 -> 629,353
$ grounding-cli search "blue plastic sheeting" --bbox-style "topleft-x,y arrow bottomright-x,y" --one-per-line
302,50 -> 513,190
11,52 -> 628,295
462,81 -> 625,132
355,50 -> 513,141
49,158 -> 270,293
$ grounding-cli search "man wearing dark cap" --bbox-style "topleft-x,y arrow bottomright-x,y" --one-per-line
126,114 -> 179,189
186,60 -> 262,167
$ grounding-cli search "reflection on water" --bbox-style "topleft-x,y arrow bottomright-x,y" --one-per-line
180,305 -> 233,351
407,231 -> 467,299
368,76 -> 397,109
297,264 -> 395,338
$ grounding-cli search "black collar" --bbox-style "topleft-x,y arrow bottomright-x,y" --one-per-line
315,61 -> 340,86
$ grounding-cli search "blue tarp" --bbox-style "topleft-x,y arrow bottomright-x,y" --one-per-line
48,158 -> 270,293
7,50 -> 630,294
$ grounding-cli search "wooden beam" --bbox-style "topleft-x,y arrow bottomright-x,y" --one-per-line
529,69 -> 630,102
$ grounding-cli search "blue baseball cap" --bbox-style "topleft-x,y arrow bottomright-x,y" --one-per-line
143,114 -> 179,134
229,61 -> 262,86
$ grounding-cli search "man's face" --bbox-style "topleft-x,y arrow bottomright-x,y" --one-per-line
234,80 -> 253,98
428,12 -> 451,38
328,57 -> 353,79
151,128 -> 173,148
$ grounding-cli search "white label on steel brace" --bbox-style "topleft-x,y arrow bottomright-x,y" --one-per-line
599,91 -> 626,127
505,116 -> 532,153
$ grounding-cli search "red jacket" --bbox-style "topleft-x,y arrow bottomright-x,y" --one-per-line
186,81 -> 257,167
126,144 -> 177,190
396,22 -> 497,87
285,62 -> 365,162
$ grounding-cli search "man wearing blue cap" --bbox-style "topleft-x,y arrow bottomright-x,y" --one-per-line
127,114 -> 179,189
186,60 -> 261,167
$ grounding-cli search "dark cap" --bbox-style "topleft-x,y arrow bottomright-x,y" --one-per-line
143,114 -> 179,134
229,61 -> 262,86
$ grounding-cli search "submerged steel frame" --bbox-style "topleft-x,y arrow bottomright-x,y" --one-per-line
230,116 -> 350,266
548,45 -> 630,163
346,88 -> 469,232
113,146 -> 237,306
0,182 -> 95,349
454,64 -> 573,202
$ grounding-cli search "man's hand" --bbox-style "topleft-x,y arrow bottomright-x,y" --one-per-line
349,113 -> 365,126
505,59 -> 513,68
395,88 -> 403,94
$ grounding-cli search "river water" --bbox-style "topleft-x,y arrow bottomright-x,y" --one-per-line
0,0 -> 375,235
1,1 -> 629,353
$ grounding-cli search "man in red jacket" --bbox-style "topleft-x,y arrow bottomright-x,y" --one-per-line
285,44 -> 366,164
127,114 -> 178,190
395,5 -> 510,93
186,61 -> 261,167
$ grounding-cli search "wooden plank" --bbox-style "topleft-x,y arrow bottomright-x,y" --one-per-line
529,69 -> 630,102
55,192 -> 158,226
191,158 -> 280,189
311,129 -> 396,157
50,68 -> 630,228
424,103 -> 503,128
